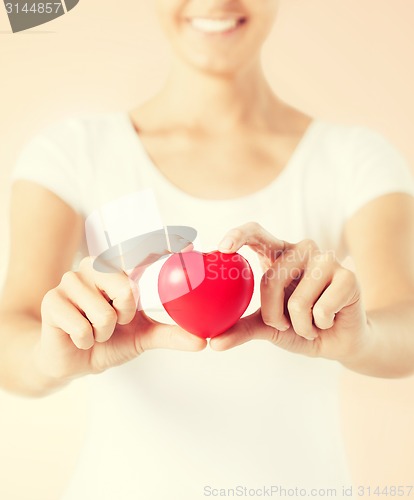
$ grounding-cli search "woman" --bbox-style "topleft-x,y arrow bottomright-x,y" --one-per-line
1,1 -> 414,498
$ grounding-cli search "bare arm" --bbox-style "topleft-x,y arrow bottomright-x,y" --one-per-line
0,181 -> 83,396
211,193 -> 414,379
0,181 -> 206,398
341,192 -> 414,377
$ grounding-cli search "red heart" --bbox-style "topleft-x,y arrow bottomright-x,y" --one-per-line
158,251 -> 254,338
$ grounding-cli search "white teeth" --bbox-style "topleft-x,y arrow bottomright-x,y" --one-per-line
190,18 -> 240,34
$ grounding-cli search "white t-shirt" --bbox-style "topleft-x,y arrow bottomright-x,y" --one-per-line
11,112 -> 414,500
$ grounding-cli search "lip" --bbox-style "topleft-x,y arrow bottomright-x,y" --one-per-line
184,16 -> 248,36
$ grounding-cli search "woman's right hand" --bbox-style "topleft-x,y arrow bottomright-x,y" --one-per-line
36,256 -> 206,381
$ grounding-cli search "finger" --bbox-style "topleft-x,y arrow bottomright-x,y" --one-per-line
61,272 -> 120,343
42,289 -> 95,350
79,260 -> 139,325
210,310 -> 321,356
128,242 -> 192,285
136,315 -> 208,352
218,222 -> 291,263
287,254 -> 336,340
312,267 -> 360,329
128,235 -> 194,280
128,262 -> 153,286
260,240 -> 318,331
210,310 -> 277,351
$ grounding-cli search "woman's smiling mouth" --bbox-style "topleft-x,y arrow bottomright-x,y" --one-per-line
186,16 -> 247,35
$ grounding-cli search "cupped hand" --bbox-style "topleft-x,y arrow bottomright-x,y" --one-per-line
37,254 -> 206,381
210,222 -> 371,362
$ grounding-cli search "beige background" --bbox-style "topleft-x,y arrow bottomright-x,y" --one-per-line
1,1 -> 414,499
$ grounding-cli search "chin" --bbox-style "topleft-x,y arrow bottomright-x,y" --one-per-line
170,16 -> 261,77
180,49 -> 253,77
189,59 -> 240,77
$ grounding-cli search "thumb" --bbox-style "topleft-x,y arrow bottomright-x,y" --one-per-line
137,315 -> 208,352
210,310 -> 276,351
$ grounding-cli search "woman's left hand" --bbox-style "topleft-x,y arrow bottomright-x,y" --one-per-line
210,222 -> 372,362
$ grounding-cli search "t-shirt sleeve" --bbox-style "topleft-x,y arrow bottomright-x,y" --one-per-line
344,126 -> 414,220
10,120 -> 83,214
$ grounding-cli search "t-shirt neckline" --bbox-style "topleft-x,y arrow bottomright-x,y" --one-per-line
120,111 -> 321,206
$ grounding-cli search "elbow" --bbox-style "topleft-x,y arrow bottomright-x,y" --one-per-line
0,376 -> 67,399
386,365 -> 414,380
364,364 -> 414,380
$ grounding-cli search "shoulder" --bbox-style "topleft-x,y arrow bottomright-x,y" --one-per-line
312,119 -> 405,161
302,118 -> 414,210
311,119 -> 373,149
317,121 -> 414,218
26,111 -> 127,154
307,120 -> 413,189
12,112 -> 130,214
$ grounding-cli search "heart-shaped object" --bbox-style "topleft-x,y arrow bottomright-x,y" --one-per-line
158,250 -> 254,338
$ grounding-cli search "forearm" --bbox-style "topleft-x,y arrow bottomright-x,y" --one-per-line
340,299 -> 414,378
0,312 -> 70,397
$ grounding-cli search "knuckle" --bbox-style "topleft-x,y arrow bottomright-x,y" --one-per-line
228,228 -> 244,241
116,286 -> 135,305
288,296 -> 308,313
300,238 -> 317,250
41,289 -> 63,318
306,266 -> 323,281
338,267 -> 356,284
60,270 -> 78,288
245,221 -> 261,232
114,290 -> 138,320
93,308 -> 117,328
312,250 -> 336,266
69,317 -> 93,339
41,288 -> 58,308
313,304 -> 332,322
77,323 -> 93,340
79,256 -> 94,271
298,239 -> 318,258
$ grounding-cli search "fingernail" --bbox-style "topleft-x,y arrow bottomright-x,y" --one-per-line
219,237 -> 234,251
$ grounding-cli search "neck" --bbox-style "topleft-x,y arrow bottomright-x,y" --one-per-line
152,57 -> 283,133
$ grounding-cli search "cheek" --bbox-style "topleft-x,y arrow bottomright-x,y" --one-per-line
155,0 -> 183,36
240,15 -> 276,55
227,19 -> 274,60
252,0 -> 279,15
248,1 -> 279,33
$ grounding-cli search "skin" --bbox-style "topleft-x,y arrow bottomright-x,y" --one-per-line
1,0 -> 414,397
